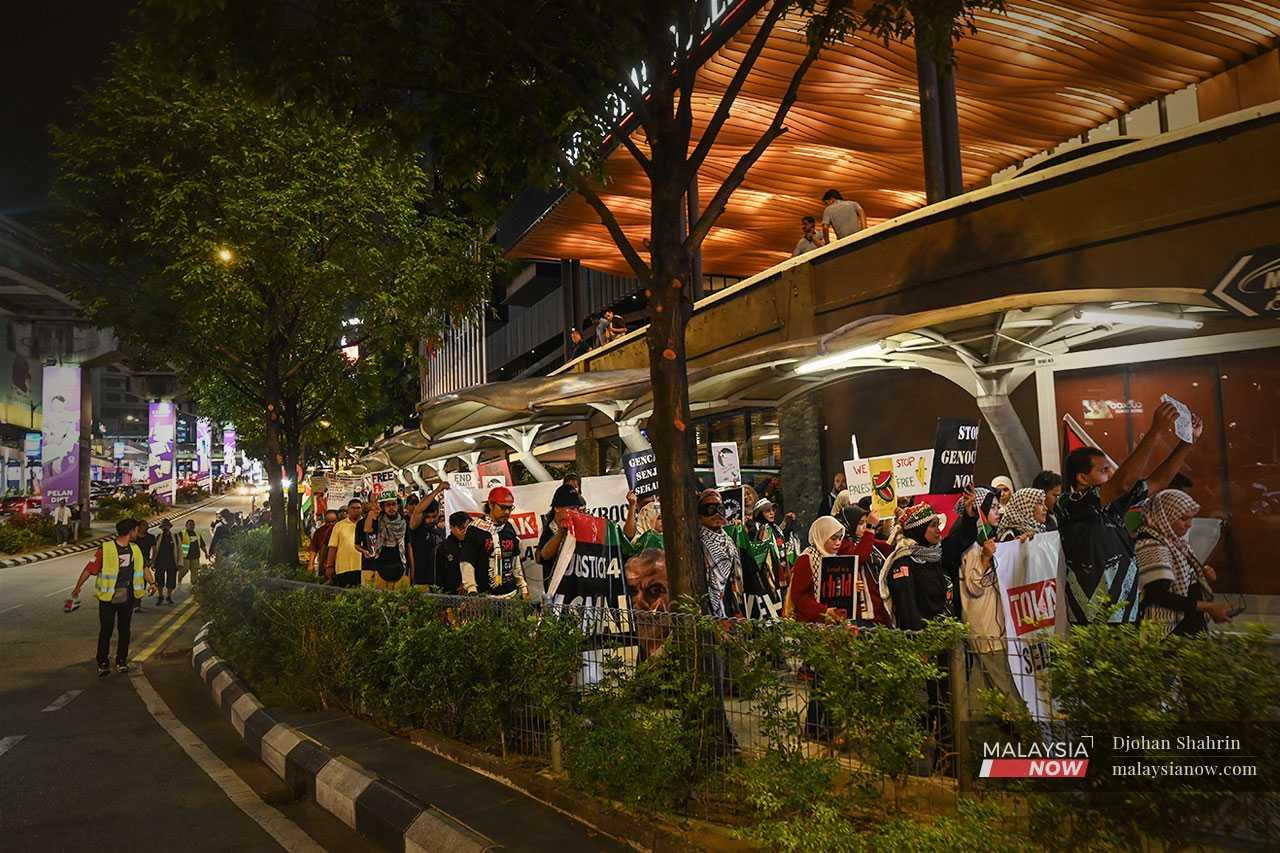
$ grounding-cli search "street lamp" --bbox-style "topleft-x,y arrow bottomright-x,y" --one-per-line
215,246 -> 235,264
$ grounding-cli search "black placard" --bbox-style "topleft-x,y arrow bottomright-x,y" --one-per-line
718,486 -> 743,526
623,450 -> 661,497
929,417 -> 980,493
818,555 -> 858,615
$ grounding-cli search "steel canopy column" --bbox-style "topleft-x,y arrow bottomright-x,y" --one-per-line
495,426 -> 553,483
975,393 -> 1039,488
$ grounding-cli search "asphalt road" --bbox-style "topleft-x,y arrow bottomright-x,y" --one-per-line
0,495 -> 376,852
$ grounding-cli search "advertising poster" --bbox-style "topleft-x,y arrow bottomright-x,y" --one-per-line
41,365 -> 82,512
928,418 -> 980,493
868,455 -> 897,517
711,441 -> 741,487
222,426 -> 238,475
148,401 -> 176,504
622,449 -> 660,497
995,532 -> 1064,720
195,418 -> 212,487
24,431 -> 42,495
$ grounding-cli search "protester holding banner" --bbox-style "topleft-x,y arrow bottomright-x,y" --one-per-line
436,511 -> 475,594
995,488 -> 1047,543
408,482 -> 449,586
1136,489 -> 1230,637
749,498 -> 798,589
881,503 -> 952,631
538,484 -> 587,583
783,517 -> 847,623
362,495 -> 412,590
941,487 -> 1000,619
468,486 -> 529,600
1060,401 -> 1201,625
698,489 -> 744,618
832,505 -> 892,626
959,534 -> 1019,702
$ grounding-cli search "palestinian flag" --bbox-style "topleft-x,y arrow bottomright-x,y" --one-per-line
546,510 -> 633,642
1062,413 -> 1117,468
729,525 -> 783,622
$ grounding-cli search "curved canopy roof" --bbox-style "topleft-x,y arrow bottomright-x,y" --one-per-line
510,0 -> 1280,276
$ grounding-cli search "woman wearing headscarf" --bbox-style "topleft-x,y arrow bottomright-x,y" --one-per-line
631,499 -> 664,551
783,516 -> 848,623
941,487 -> 1001,620
996,488 -> 1047,543
1137,489 -> 1231,637
881,503 -> 952,631
751,497 -> 798,589
960,524 -> 1019,702
698,489 -> 744,618
832,503 -> 892,626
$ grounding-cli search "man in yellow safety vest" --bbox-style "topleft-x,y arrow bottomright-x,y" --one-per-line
178,518 -> 208,585
72,518 -> 154,676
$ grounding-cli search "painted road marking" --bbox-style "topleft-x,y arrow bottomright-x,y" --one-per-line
134,603 -> 200,663
129,670 -> 323,852
42,690 -> 84,712
0,735 -> 25,758
0,603 -> 23,615
45,585 -> 76,598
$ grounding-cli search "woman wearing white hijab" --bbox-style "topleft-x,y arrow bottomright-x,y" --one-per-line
1137,489 -> 1230,637
783,516 -> 847,623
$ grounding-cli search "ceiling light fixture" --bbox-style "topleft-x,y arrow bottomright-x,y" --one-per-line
1071,309 -> 1202,330
794,343 -> 885,374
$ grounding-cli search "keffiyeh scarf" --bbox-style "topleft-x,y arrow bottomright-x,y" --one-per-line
996,488 -> 1046,541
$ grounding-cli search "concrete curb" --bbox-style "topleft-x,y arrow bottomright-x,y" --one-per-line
190,624 -> 497,853
0,498 -> 219,569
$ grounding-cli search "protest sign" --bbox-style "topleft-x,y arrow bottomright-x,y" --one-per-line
845,449 -> 932,503
719,486 -> 744,526
995,532 -> 1064,720
711,441 -> 741,487
622,449 -> 660,497
928,417 -> 980,493
370,470 -> 397,499
1160,393 -> 1195,444
739,535 -> 782,622
818,555 -> 859,616
868,456 -> 897,517
477,459 -> 512,486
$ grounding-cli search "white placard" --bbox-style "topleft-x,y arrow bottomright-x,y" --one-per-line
711,441 -> 741,487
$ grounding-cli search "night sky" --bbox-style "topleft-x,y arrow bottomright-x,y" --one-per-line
1,1 -> 133,220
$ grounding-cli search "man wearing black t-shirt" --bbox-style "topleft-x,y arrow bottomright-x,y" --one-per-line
1059,401 -> 1201,625
464,486 -> 528,600
436,511 -> 475,595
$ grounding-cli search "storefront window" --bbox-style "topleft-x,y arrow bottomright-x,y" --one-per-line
749,410 -> 780,466
1054,347 -> 1280,597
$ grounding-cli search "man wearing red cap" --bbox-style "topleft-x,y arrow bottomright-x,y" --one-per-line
464,485 -> 529,600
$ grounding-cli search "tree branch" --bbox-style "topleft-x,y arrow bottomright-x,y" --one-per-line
555,148 -> 651,280
615,129 -> 653,176
687,1 -> 848,248
684,0 -> 789,180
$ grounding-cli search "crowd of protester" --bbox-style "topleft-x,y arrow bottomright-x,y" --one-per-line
272,397 -> 1230,738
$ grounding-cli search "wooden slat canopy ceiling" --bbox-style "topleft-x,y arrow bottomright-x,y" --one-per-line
509,1 -> 1280,277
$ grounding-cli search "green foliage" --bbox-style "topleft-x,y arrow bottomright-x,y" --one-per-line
95,491 -> 166,521
1033,622 -> 1280,850
52,42 -> 498,470
0,513 -> 58,554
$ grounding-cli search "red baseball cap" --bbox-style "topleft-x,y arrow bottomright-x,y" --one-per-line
487,486 -> 515,506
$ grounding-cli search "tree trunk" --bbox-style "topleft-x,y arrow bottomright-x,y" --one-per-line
283,435 -> 302,564
646,264 -> 707,609
263,404 -> 291,565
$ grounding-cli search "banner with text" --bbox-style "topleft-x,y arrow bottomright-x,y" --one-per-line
622,449 -> 660,497
995,532 -> 1063,720
844,449 -> 934,507
929,417 -> 980,493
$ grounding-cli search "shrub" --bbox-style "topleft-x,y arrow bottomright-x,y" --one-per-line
0,512 -> 58,554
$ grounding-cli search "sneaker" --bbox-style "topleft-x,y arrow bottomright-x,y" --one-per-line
98,664 -> 110,678
114,663 -> 130,674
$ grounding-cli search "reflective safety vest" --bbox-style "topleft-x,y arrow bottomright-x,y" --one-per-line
179,529 -> 203,555
94,539 -> 147,603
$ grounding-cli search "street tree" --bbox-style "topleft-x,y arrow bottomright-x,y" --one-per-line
53,44 -> 497,562
138,0 -> 1003,598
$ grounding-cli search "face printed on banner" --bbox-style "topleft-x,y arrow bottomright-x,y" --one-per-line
626,548 -> 670,657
